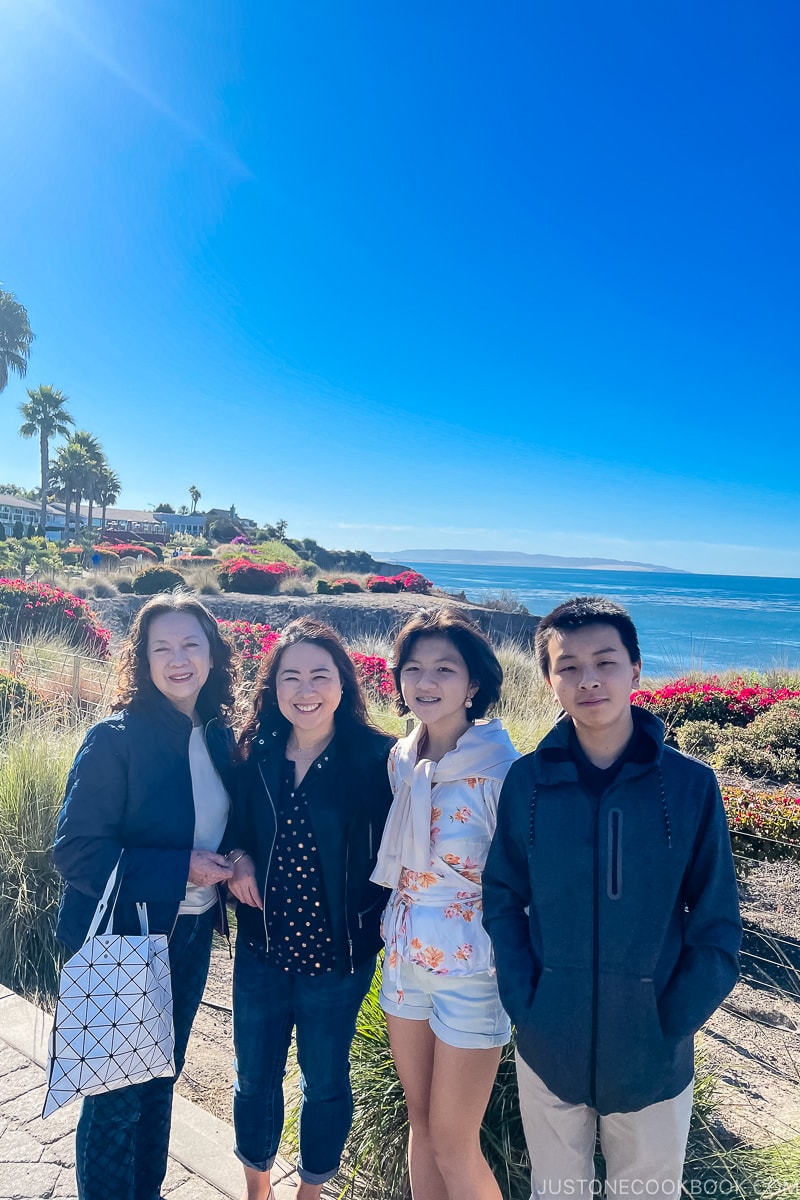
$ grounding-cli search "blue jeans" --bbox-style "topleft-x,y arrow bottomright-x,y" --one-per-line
75,910 -> 215,1200
232,938 -> 375,1185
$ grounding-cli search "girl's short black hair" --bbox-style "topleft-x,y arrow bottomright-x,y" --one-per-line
391,606 -> 503,720
534,595 -> 641,679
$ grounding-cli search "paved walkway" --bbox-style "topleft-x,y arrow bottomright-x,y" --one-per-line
0,986 -> 302,1200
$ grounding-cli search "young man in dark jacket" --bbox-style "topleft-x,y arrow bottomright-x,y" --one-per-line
483,596 -> 741,1198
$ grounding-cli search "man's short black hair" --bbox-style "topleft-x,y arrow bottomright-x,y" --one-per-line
535,595 -> 641,679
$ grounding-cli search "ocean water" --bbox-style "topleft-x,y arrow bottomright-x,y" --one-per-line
402,563 -> 800,677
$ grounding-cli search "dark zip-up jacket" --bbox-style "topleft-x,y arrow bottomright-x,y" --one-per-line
482,706 -> 741,1115
225,723 -> 395,976
54,692 -> 237,952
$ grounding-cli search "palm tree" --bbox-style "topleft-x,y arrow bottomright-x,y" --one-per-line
97,466 -> 122,534
70,431 -> 105,532
51,442 -> 94,539
18,385 -> 75,529
0,289 -> 34,393
189,485 -> 201,514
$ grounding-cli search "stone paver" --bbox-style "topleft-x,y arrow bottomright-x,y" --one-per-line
0,987 -> 314,1200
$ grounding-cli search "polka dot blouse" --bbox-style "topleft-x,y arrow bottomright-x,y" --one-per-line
263,757 -> 336,975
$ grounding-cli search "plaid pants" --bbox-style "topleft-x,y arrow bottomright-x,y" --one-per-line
74,910 -> 215,1200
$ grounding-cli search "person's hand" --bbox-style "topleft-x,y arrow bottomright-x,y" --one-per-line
227,852 -> 262,909
188,850 -> 234,887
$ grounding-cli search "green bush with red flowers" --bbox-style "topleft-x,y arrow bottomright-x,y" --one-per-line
218,558 -> 300,595
366,570 -> 433,595
0,579 -> 111,657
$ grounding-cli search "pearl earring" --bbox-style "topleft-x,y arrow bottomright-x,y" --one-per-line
465,697 -> 473,709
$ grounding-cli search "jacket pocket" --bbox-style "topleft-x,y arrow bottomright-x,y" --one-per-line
515,965 -> 595,1106
595,973 -> 673,1112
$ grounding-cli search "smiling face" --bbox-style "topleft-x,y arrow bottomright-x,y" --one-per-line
275,640 -> 343,744
399,634 -> 478,740
546,622 -> 641,746
146,611 -> 213,720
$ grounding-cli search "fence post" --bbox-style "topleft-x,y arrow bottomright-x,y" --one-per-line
72,654 -> 81,704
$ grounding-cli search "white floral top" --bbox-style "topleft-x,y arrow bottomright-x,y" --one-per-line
379,721 -> 519,992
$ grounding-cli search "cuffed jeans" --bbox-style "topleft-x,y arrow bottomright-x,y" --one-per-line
232,938 -> 375,1186
75,909 -> 215,1200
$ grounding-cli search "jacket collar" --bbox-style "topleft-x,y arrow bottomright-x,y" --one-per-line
533,704 -> 665,785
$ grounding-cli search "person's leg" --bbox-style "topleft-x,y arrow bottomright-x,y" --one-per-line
514,1050 -> 598,1199
133,910 -> 215,1200
75,1085 -> 142,1200
232,941 -> 295,1200
427,1039 -> 504,1200
599,1080 -> 693,1199
292,958 -> 375,1200
386,1014 -> 446,1200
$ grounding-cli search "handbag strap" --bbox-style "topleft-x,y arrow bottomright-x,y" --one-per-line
84,856 -> 123,940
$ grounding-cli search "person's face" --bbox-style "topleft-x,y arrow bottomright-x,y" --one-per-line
399,635 -> 478,733
546,623 -> 640,737
275,641 -> 343,741
146,611 -> 212,719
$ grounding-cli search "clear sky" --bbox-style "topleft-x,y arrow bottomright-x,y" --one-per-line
1,1 -> 798,577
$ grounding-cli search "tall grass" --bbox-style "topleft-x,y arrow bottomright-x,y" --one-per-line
0,713 -> 84,1003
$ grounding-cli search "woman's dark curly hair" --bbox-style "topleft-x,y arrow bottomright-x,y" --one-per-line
391,605 -> 503,721
112,593 -> 238,722
239,616 -> 371,757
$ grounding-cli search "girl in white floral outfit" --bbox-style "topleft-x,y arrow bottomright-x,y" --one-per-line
372,607 -> 519,1200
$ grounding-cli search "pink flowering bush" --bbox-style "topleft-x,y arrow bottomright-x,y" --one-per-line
103,543 -> 159,562
218,558 -> 300,595
0,579 -> 111,658
632,677 -> 800,728
351,652 -> 395,700
217,619 -> 280,682
366,571 -> 432,595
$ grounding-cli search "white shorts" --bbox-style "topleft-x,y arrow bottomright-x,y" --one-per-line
379,958 -> 511,1050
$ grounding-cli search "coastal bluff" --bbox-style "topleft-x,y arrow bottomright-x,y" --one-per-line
91,591 -> 541,648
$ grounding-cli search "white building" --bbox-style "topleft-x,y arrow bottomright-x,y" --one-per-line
0,494 -> 66,539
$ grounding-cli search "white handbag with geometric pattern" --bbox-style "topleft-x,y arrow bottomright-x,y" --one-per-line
43,858 -> 175,1117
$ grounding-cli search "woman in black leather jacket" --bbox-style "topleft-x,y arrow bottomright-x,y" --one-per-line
225,616 -> 394,1200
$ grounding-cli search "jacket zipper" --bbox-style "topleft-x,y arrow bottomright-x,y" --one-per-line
344,840 -> 354,973
590,794 -> 600,1107
204,718 -> 232,957
257,759 -> 279,952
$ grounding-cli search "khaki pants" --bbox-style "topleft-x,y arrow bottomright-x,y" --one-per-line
515,1049 -> 693,1199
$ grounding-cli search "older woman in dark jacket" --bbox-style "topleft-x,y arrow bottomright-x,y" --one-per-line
53,594 -> 238,1200
225,617 -> 394,1200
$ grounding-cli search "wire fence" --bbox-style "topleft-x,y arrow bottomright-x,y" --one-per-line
1,638 -> 116,712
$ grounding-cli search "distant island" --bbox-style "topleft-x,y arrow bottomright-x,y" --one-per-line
373,549 -> 688,573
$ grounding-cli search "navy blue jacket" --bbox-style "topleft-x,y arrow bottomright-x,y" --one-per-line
225,722 -> 395,976
483,706 -> 741,1115
54,693 -> 237,952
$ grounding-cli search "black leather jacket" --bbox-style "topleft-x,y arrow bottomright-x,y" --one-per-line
226,722 -> 395,975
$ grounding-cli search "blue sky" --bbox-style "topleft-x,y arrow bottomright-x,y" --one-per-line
1,0 -> 798,577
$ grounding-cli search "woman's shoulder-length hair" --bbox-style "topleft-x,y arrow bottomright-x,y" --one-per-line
112,592 -> 238,723
238,615 -> 373,757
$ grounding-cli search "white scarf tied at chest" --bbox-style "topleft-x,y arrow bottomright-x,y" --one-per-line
371,718 -> 519,889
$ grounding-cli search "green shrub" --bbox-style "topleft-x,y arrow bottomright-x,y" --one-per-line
0,718 -> 81,1002
684,699 -> 800,785
131,565 -> 186,595
0,672 -> 43,730
315,579 -> 331,594
117,578 -> 134,594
